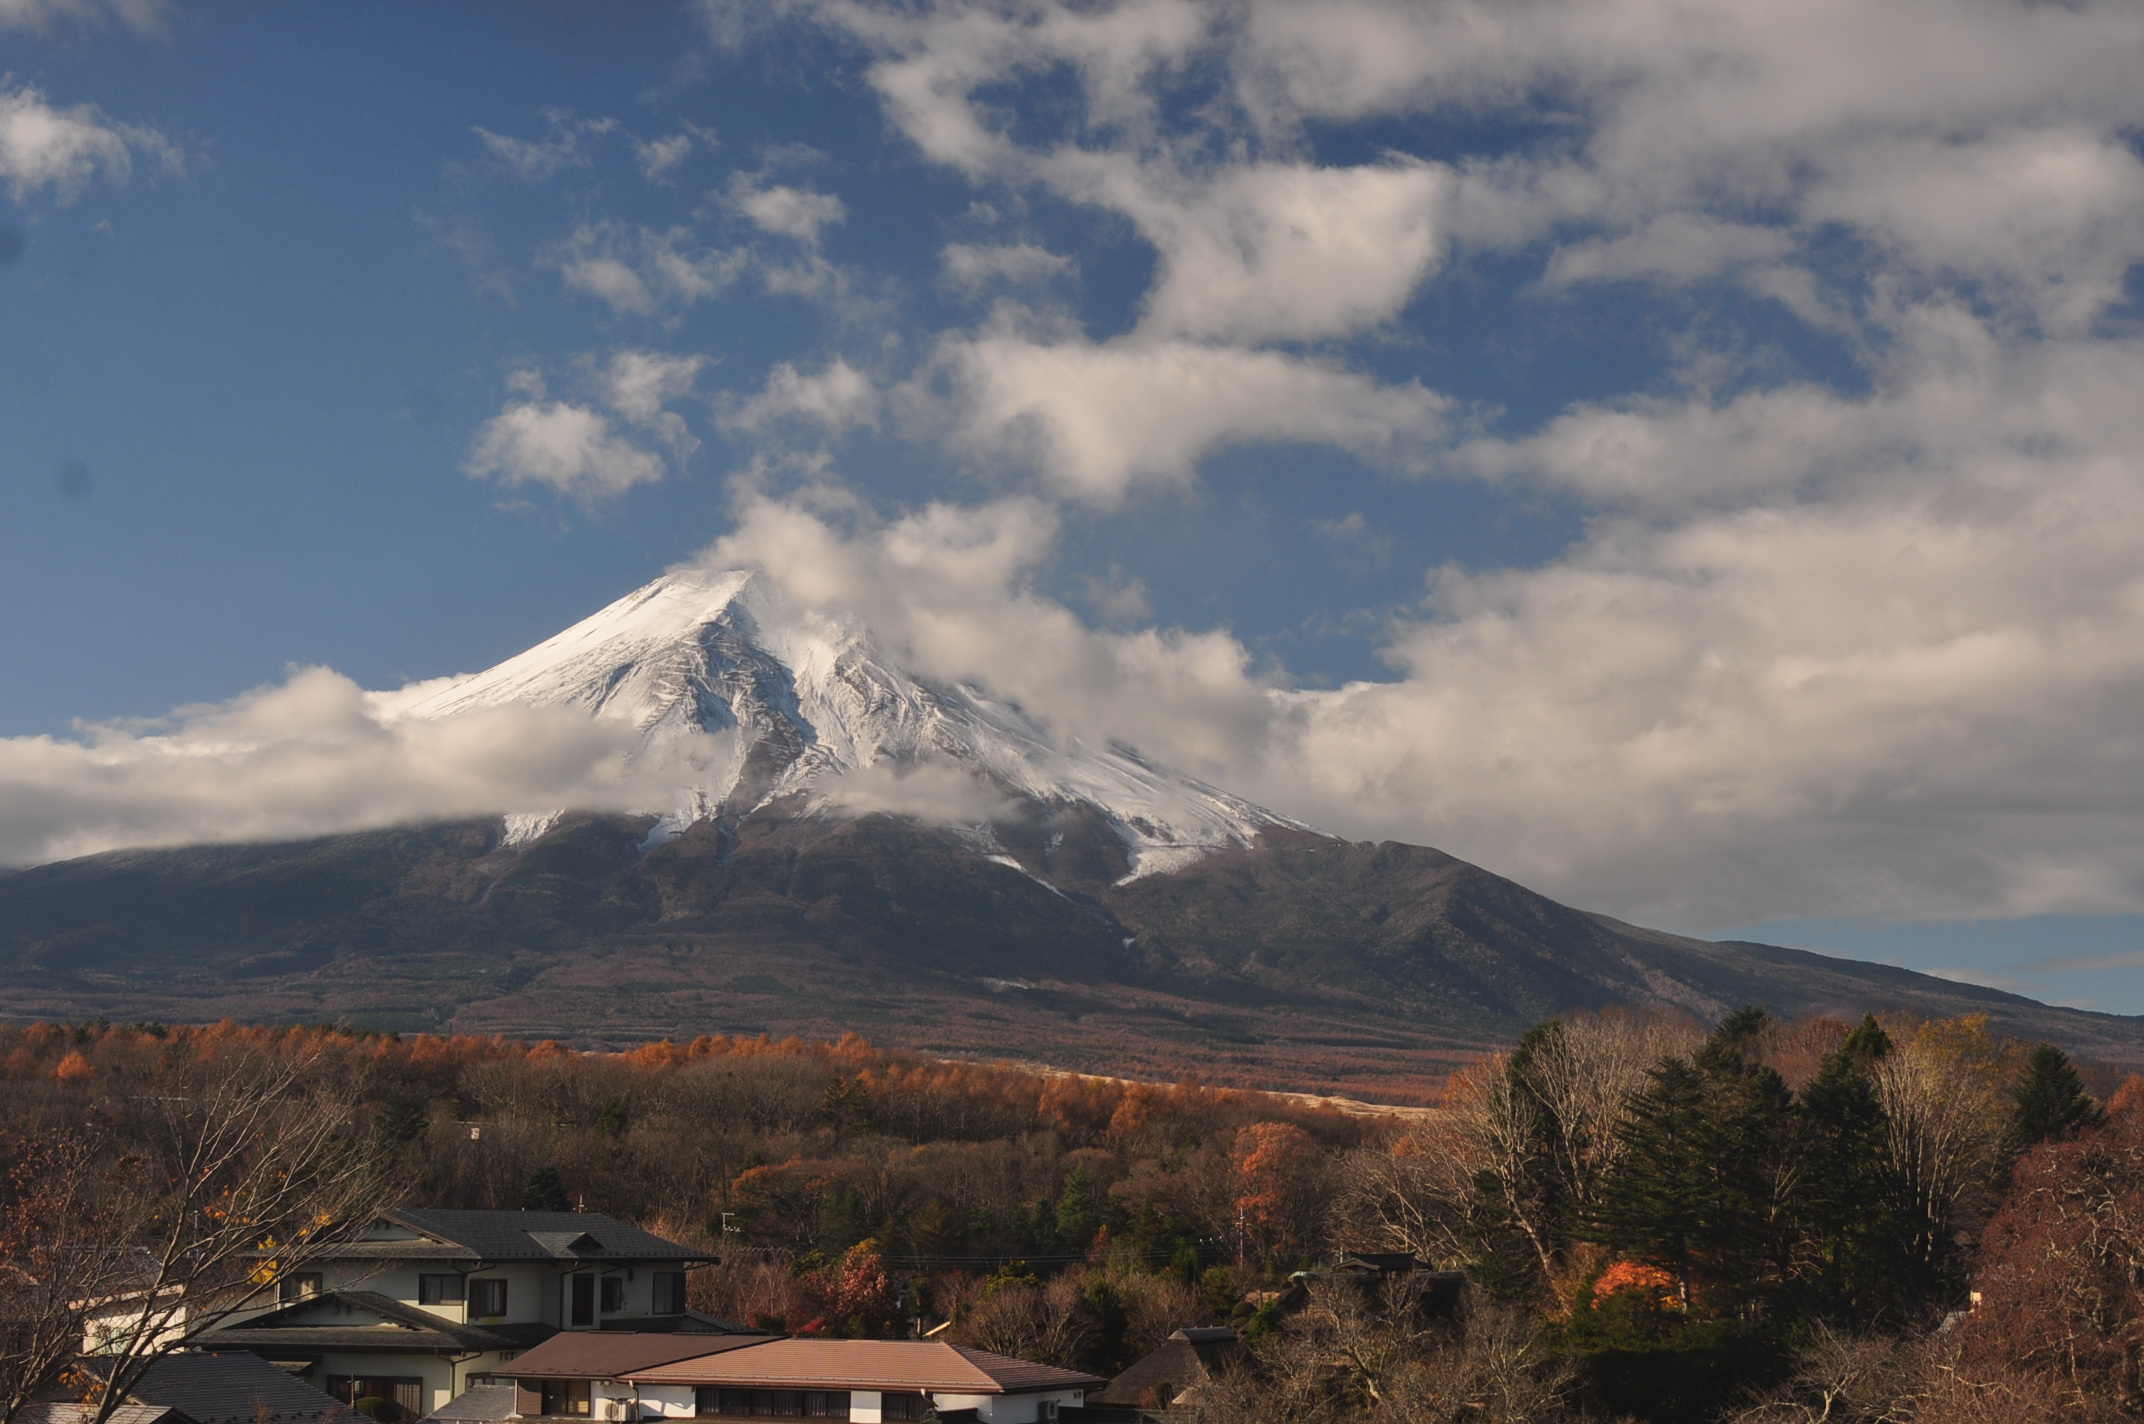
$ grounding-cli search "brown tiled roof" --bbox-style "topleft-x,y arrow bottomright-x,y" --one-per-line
626,1341 -> 1106,1395
507,1332 -> 772,1378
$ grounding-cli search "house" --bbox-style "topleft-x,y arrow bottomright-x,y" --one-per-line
29,1350 -> 346,1424
182,1210 -> 724,1418
494,1330 -> 1108,1423
1090,1327 -> 1243,1414
1289,1253 -> 1467,1319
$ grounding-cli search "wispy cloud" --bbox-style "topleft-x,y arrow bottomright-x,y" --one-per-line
0,82 -> 180,203
473,110 -> 616,180
0,0 -> 165,34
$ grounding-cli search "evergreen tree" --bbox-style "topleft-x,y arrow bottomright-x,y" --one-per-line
1055,1163 -> 1101,1250
1840,1012 -> 1892,1064
1592,1055 -> 1713,1306
519,1165 -> 571,1212
2011,1041 -> 2106,1150
1592,1006 -> 1801,1316
1798,1019 -> 1908,1327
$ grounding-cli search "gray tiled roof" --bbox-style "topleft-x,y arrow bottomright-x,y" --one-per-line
16,1404 -> 187,1424
366,1211 -> 710,1263
421,1385 -> 517,1424
186,1290 -> 524,1354
1092,1328 -> 1243,1407
124,1351 -> 346,1424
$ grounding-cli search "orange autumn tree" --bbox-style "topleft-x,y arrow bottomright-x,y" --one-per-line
1233,1122 -> 1324,1260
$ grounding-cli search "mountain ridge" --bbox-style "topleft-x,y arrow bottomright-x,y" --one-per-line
4,808 -> 2141,1100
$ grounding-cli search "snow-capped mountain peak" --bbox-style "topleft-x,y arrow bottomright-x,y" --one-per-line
373,568 -> 1307,878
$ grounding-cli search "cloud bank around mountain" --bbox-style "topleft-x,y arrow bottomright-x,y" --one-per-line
0,668 -> 694,866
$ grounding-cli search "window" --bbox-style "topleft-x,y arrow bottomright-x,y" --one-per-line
419,1274 -> 466,1305
693,1391 -> 847,1420
878,1394 -> 928,1422
278,1273 -> 323,1303
569,1274 -> 596,1328
328,1377 -> 425,1417
540,1380 -> 592,1417
471,1278 -> 509,1317
600,1276 -> 626,1313
652,1272 -> 686,1315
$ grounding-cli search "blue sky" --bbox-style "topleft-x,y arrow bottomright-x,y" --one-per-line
7,0 -> 2144,1013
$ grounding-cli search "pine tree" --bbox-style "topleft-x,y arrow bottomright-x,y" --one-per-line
1592,1006 -> 1801,1316
1592,1056 -> 1712,1305
1055,1163 -> 1101,1250
2011,1041 -> 2106,1150
1799,1021 -> 1907,1326
520,1165 -> 571,1211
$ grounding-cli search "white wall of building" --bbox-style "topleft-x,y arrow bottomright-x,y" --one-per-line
933,1390 -> 1084,1423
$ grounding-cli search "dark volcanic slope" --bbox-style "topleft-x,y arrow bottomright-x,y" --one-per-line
3,812 -> 2139,1096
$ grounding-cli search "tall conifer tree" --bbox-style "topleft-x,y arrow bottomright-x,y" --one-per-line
2010,1041 -> 2105,1150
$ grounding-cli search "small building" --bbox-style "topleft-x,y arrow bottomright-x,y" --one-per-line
184,1209 -> 724,1417
1289,1253 -> 1467,1319
498,1330 -> 1107,1423
1090,1327 -> 1242,1414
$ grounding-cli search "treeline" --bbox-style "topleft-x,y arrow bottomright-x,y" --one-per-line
1314,1007 -> 2140,1422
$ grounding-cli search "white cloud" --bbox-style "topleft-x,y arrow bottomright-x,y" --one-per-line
722,358 -> 879,437
816,758 -> 1016,823
633,130 -> 697,181
0,667 -> 698,867
922,332 -> 1445,504
1057,154 -> 1452,342
1542,215 -> 1796,288
0,0 -> 165,32
550,221 -> 747,317
594,348 -> 705,459
474,112 -> 615,180
940,241 -> 1074,292
0,82 -> 177,202
727,174 -> 847,244
465,351 -> 705,501
814,0 -> 2144,338
465,394 -> 668,502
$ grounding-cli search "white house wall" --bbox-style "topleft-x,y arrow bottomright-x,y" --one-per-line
936,1391 -> 1085,1423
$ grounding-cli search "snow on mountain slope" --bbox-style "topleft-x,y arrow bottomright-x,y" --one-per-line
370,568 -> 1310,877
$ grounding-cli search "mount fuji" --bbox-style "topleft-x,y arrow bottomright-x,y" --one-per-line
369,567 -> 1305,882
5,571 -> 2143,1093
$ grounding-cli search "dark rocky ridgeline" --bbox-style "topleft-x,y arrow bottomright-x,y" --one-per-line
2,808 -> 2141,1091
